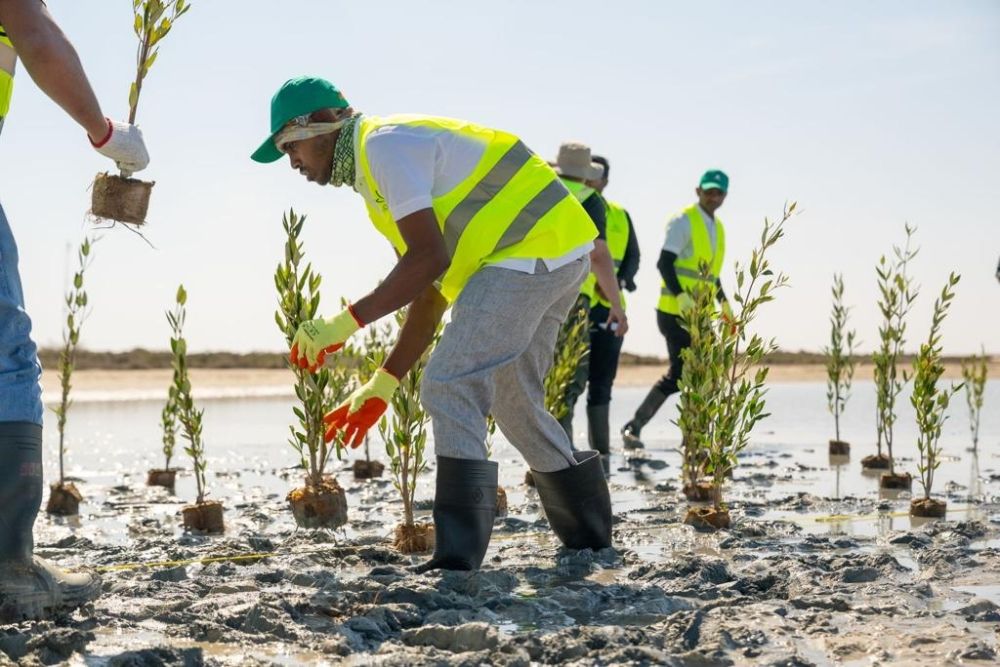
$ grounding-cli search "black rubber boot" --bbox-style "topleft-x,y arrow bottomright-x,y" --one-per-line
532,451 -> 612,550
414,457 -> 497,573
0,422 -> 100,622
621,387 -> 668,450
0,422 -> 43,563
586,404 -> 610,456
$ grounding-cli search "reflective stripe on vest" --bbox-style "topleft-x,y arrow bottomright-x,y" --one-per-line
0,24 -> 16,129
356,115 -> 599,303
657,204 -> 726,315
588,199 -> 631,309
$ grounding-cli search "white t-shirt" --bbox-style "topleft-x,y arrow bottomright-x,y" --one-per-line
662,204 -> 719,258
354,119 -> 592,273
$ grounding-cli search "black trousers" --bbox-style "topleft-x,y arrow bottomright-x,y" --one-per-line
564,302 -> 626,413
585,303 -> 625,406
652,310 -> 690,397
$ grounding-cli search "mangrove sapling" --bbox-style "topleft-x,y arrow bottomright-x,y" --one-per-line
147,385 -> 179,489
868,225 -> 919,487
46,237 -> 94,516
825,274 -> 857,457
910,274 -> 962,518
961,347 -> 988,454
91,0 -> 192,226
380,311 -> 436,554
544,303 -> 591,423
168,285 -> 224,534
353,320 -> 394,480
678,204 -> 795,530
274,210 -> 350,528
675,276 -> 719,503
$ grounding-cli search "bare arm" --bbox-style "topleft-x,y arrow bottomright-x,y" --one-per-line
0,0 -> 107,139
383,285 -> 448,380
352,208 -> 450,327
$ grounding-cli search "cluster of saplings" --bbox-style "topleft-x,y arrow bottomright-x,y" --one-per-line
823,224 -> 988,518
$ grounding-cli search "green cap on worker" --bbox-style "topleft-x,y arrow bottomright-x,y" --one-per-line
251,76 -> 349,163
699,169 -> 729,192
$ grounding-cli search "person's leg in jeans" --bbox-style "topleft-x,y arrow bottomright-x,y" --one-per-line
0,203 -> 99,621
621,310 -> 691,447
585,303 -> 625,456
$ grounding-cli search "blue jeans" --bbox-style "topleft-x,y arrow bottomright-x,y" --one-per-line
0,202 -> 43,425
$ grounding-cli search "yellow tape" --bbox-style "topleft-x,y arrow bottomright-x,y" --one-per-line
94,550 -> 283,573
810,505 -> 970,524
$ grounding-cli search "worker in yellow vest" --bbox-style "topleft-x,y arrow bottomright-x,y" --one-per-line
252,77 -> 614,572
0,1 -> 149,621
621,170 -> 729,449
576,155 -> 639,456
549,144 -> 629,445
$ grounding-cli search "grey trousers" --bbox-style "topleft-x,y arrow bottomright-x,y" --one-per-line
422,257 -> 589,472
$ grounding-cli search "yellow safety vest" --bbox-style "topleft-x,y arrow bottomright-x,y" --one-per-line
0,23 -> 16,132
356,115 -> 598,303
560,178 -> 603,306
592,199 -> 631,309
657,204 -> 726,314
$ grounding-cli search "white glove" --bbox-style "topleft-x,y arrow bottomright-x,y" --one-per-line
90,119 -> 150,177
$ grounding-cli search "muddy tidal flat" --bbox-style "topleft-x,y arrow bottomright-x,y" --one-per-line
4,382 -> 999,666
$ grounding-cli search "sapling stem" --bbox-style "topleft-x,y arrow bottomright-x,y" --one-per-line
911,273 -> 961,501
825,274 -> 857,443
960,348 -> 988,454
53,237 -> 94,486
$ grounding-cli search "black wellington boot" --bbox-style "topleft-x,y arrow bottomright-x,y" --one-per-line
586,404 -> 611,456
413,457 -> 497,573
620,387 -> 668,450
532,451 -> 612,550
0,422 -> 100,621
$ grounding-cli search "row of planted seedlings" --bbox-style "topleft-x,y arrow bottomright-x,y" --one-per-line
820,224 -> 989,518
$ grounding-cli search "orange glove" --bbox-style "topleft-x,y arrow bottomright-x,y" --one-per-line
290,305 -> 364,372
324,368 -> 399,447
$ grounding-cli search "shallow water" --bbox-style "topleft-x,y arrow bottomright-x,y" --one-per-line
15,380 -> 1000,666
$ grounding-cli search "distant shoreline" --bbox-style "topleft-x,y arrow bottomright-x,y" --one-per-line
40,359 -> 997,404
36,347 -> 997,372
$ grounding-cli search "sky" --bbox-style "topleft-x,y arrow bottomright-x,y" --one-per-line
1,0 -> 998,357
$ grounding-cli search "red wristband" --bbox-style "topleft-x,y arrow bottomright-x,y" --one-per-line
89,118 -> 113,148
347,303 -> 366,328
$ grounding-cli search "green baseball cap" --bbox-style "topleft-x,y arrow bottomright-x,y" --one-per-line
699,169 -> 729,192
251,76 -> 350,163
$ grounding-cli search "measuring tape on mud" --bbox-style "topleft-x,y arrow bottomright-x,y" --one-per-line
809,505 -> 972,524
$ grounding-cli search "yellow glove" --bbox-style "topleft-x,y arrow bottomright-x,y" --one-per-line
324,368 -> 399,447
290,306 -> 364,372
